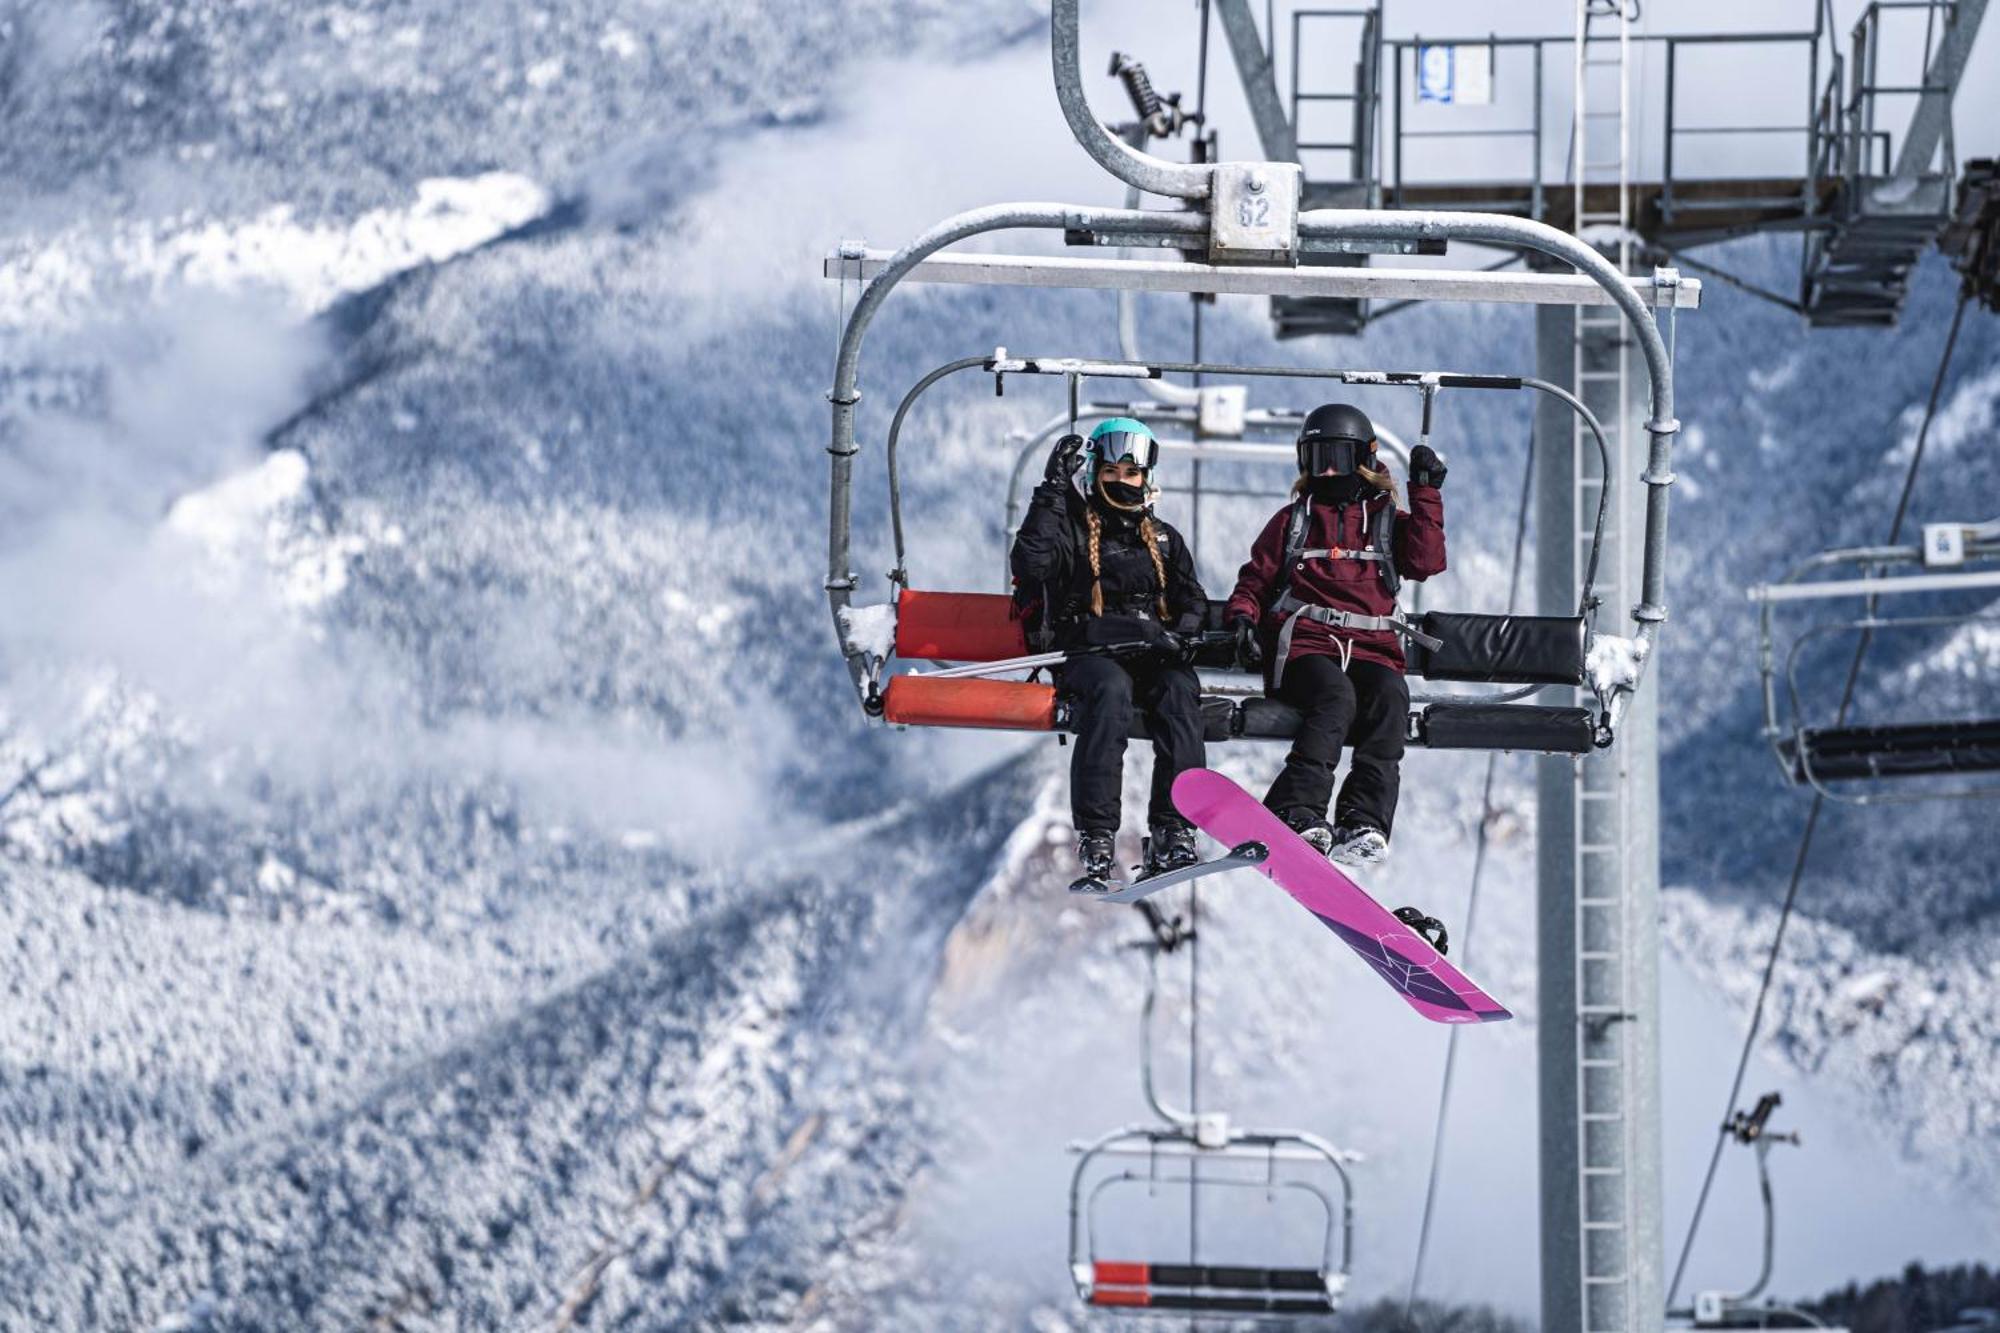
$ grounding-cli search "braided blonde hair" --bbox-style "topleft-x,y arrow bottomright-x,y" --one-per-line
1085,506 -> 1172,620
1137,514 -> 1170,620
1087,506 -> 1105,616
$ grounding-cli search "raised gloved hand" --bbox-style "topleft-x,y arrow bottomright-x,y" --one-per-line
1409,444 -> 1447,489
1231,615 -> 1263,670
1044,433 -> 1086,485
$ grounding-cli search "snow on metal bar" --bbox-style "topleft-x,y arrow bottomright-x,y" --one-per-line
1745,568 -> 2000,603
821,248 -> 1703,309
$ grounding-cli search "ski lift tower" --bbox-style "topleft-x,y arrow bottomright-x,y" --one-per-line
1208,4 -> 1989,1330
1540,10 -> 1661,1333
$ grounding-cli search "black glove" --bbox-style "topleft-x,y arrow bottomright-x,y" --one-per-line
1231,615 -> 1263,670
1044,433 -> 1086,485
1409,444 -> 1447,489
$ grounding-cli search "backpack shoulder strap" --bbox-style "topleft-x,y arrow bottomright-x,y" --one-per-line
1269,496 -> 1313,609
1372,498 -> 1401,596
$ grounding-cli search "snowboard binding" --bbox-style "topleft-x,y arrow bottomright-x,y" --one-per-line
1393,905 -> 1450,956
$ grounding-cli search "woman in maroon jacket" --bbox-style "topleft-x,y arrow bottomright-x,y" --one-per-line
1224,402 -> 1448,866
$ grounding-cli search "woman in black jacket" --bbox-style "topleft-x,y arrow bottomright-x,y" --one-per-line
1009,418 -> 1209,886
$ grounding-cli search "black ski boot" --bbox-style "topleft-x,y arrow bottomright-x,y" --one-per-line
1142,818 -> 1199,878
1280,807 -> 1337,858
1392,905 -> 1449,955
1070,830 -> 1118,893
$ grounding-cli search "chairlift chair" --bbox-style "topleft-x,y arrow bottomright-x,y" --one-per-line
1065,923 -> 1359,1318
1748,521 -> 2000,803
1668,1093 -> 1844,1331
823,0 -> 1696,757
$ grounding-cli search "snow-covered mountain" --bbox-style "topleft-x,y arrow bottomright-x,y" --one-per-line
2,2 -> 1997,1329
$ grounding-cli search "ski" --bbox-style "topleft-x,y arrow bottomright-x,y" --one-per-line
1170,768 -> 1511,1024
1072,840 -> 1270,904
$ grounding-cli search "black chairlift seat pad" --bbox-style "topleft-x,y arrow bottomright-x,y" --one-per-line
1405,611 -> 1587,686
1420,701 -> 1595,753
1783,718 -> 2000,781
1191,602 -> 1587,686
1089,1261 -> 1336,1314
1124,696 -> 1595,754
1146,1265 -> 1324,1292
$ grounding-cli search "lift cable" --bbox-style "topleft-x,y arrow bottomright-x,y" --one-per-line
1405,423 -> 1539,1326
1664,288 -> 1973,1309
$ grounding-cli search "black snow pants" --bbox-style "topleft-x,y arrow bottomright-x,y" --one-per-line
1061,653 -> 1207,834
1262,654 -> 1409,836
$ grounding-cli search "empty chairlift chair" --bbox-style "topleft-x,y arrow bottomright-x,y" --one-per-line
1749,520 -> 2000,802
1066,922 -> 1359,1318
1068,1124 -> 1356,1316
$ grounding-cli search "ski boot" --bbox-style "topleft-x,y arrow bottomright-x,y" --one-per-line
1328,823 -> 1389,868
1280,808 -> 1337,858
1141,818 -> 1199,879
1069,830 -> 1118,894
1392,905 -> 1449,956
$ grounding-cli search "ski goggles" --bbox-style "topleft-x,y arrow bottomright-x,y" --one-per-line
1298,436 -> 1373,476
1089,430 -> 1160,471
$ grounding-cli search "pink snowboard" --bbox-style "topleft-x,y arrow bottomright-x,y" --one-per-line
1172,768 -> 1511,1025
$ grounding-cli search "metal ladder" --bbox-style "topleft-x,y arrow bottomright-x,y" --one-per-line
1571,3 -> 1639,1331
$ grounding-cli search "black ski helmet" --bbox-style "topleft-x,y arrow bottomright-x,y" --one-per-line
1295,402 -> 1377,477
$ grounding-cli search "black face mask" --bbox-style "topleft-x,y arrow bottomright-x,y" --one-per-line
1097,478 -> 1148,510
1307,474 -> 1367,504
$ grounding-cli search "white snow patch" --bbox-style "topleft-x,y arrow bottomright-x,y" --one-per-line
1895,614 -> 2000,685
659,587 -> 737,640
1586,633 -> 1648,696
0,172 -> 550,326
1886,362 -> 2000,466
525,57 -> 565,89
164,449 -> 311,549
1747,354 -> 1801,395
164,449 -> 364,610
599,26 -> 640,59
840,602 -> 899,661
1838,969 -> 1897,1013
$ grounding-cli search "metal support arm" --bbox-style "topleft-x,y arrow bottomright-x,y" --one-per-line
1051,0 -> 1213,199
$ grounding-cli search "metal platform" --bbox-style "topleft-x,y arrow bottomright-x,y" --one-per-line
1238,1 -> 1986,331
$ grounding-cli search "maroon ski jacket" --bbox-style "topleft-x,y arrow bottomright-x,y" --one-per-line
1225,484 -> 1446,673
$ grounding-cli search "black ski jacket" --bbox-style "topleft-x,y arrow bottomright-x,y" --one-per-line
1010,481 -> 1208,650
